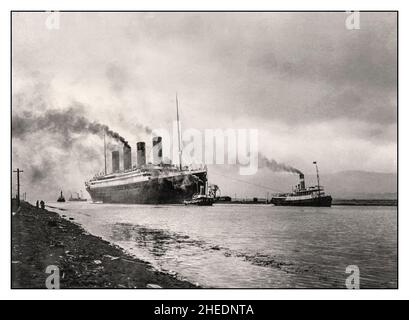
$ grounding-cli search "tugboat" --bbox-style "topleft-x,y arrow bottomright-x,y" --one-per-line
270,162 -> 332,207
69,191 -> 87,202
184,185 -> 215,206
57,190 -> 66,203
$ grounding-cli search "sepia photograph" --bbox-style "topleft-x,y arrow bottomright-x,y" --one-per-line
11,11 -> 397,290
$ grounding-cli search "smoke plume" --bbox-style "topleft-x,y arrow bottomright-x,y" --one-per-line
12,105 -> 130,147
258,154 -> 303,174
135,123 -> 153,135
11,102 -> 140,201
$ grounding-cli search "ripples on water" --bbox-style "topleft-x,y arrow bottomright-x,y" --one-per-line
53,202 -> 397,288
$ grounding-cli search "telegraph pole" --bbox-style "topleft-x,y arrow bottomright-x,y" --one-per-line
13,168 -> 24,207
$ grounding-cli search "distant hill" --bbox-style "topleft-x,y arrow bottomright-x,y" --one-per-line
209,166 -> 397,200
309,171 -> 397,199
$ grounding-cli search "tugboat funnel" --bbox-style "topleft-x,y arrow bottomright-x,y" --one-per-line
299,173 -> 305,190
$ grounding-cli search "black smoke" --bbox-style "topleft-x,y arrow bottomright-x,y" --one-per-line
258,154 -> 302,175
11,102 -> 137,201
12,104 -> 130,147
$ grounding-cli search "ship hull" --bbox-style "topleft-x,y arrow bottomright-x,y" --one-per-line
184,197 -> 214,206
86,171 -> 207,204
271,195 -> 332,207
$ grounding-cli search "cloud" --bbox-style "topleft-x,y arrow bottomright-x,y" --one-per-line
106,63 -> 130,93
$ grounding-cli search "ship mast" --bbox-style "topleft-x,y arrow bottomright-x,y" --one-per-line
176,93 -> 182,170
313,161 -> 320,196
104,132 -> 107,175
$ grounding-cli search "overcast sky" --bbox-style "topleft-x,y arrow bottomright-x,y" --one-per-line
12,12 -> 397,199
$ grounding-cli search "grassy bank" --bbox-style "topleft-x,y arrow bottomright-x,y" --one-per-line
11,200 -> 197,289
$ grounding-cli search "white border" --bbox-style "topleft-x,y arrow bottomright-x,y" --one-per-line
1,0 -> 405,300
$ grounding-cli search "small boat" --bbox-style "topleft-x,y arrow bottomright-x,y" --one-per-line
184,185 -> 215,206
184,193 -> 215,206
57,191 -> 66,202
270,162 -> 332,207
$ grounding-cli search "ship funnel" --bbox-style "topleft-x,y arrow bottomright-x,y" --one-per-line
123,145 -> 132,171
299,173 -> 305,190
136,142 -> 146,167
112,151 -> 120,173
152,136 -> 163,165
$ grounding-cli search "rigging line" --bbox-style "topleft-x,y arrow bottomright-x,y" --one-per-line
209,171 -> 284,193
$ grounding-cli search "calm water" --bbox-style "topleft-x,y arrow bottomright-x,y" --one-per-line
50,202 -> 397,288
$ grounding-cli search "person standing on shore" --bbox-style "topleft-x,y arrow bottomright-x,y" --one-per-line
36,200 -> 39,208
40,200 -> 45,210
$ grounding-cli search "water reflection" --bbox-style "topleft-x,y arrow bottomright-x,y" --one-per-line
109,221 -> 361,288
55,202 -> 398,288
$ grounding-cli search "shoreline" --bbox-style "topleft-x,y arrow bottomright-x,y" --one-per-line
218,199 -> 397,206
11,200 -> 197,289
331,199 -> 397,206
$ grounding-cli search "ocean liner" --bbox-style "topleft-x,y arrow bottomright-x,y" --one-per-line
85,97 -> 208,204
270,162 -> 332,207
